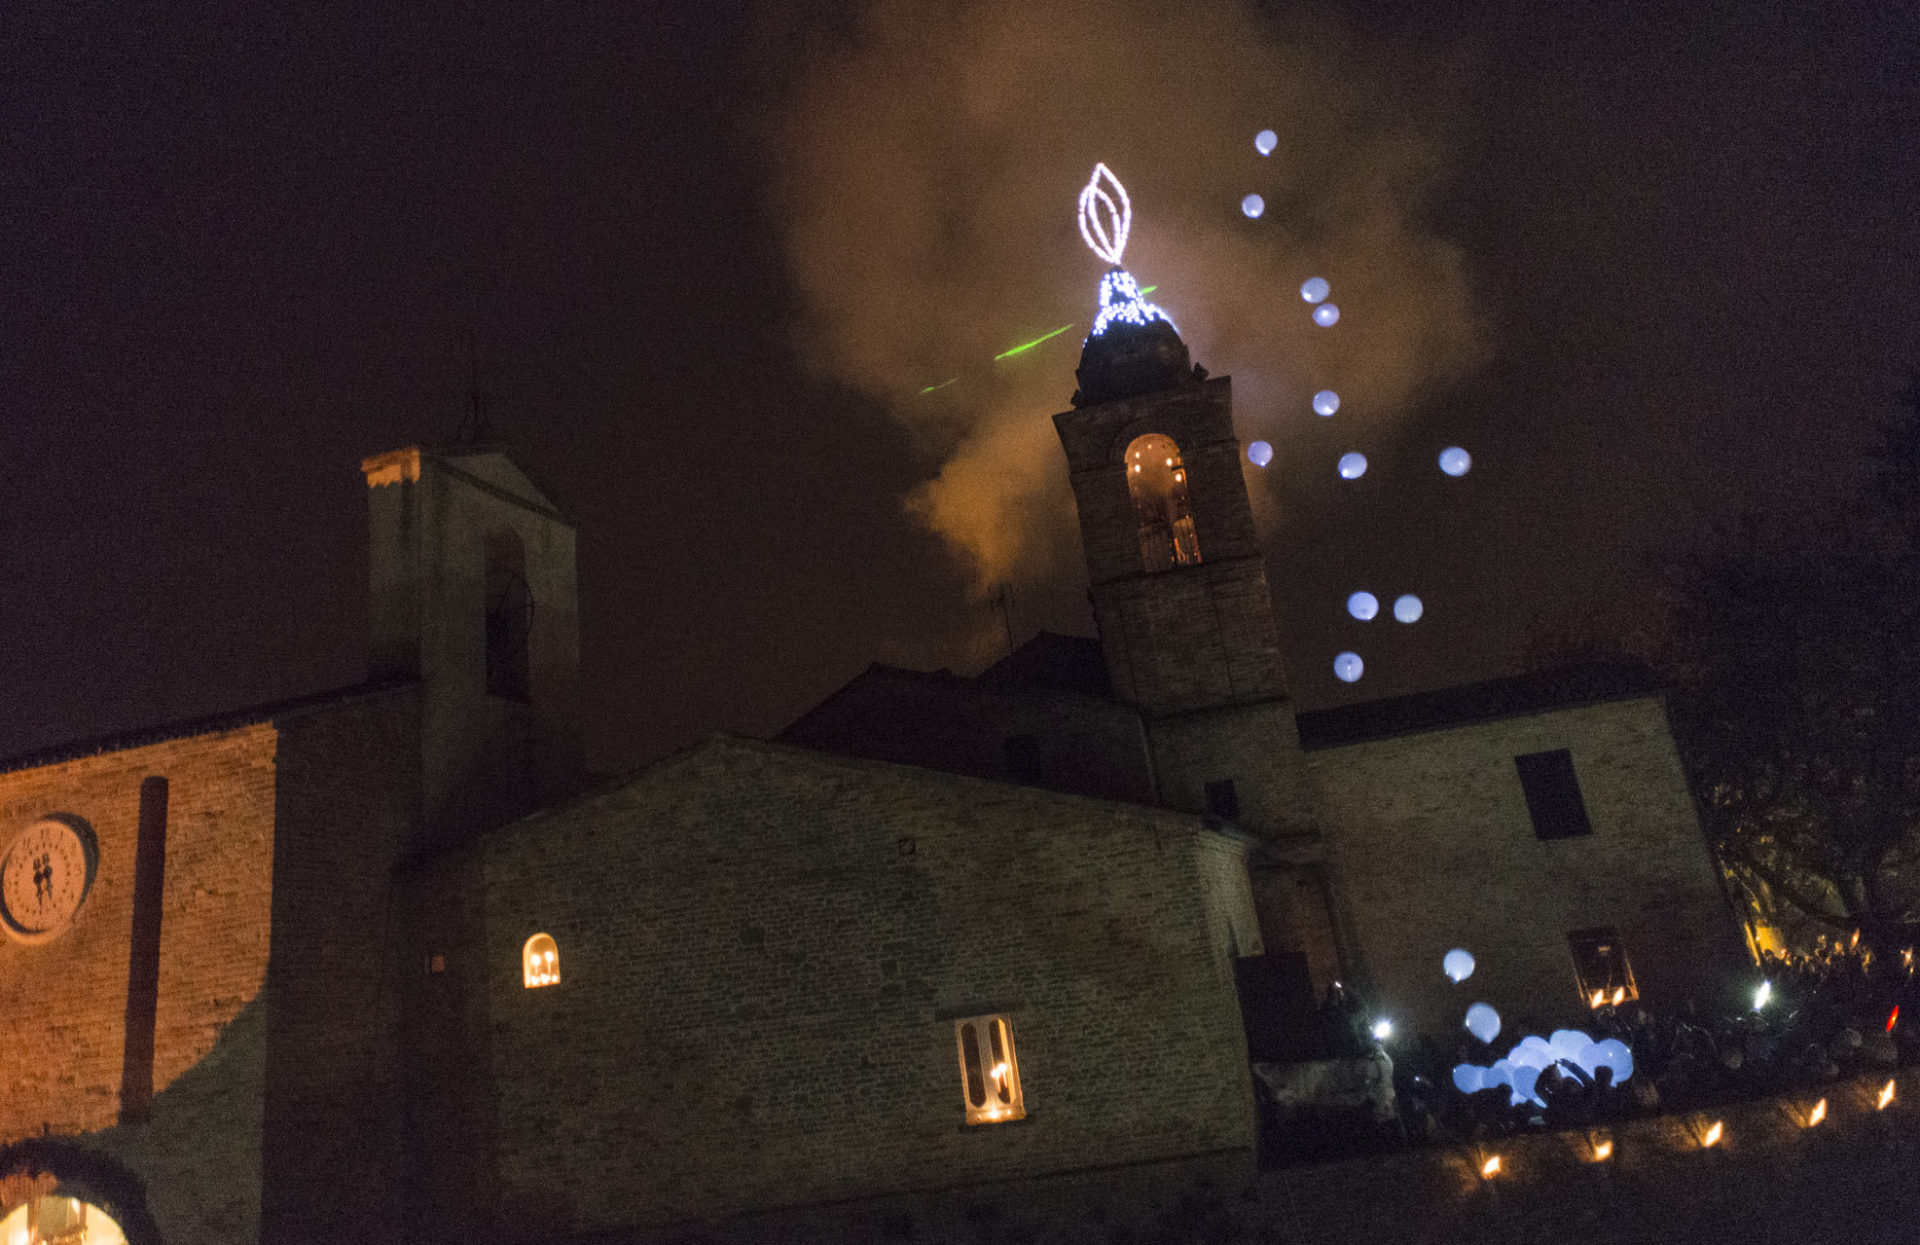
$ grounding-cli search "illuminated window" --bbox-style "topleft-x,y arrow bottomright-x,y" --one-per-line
1125,433 -> 1200,571
1516,749 -> 1592,840
1568,926 -> 1638,1007
1,1196 -> 129,1245
522,933 -> 560,988
955,1014 -> 1025,1124
485,529 -> 533,701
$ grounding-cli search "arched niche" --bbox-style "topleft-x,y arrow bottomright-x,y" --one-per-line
522,932 -> 560,988
1124,433 -> 1200,571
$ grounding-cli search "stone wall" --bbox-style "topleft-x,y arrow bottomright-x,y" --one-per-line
450,737 -> 1260,1239
1309,695 -> 1751,1034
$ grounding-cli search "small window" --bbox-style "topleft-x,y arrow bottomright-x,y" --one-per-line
1003,734 -> 1043,783
1568,927 -> 1638,1008
1125,433 -> 1201,571
955,1014 -> 1025,1124
522,933 -> 560,988
1515,749 -> 1593,840
1205,778 -> 1240,823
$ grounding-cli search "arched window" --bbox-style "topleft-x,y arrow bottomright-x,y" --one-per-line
1125,433 -> 1200,571
522,933 -> 560,987
485,529 -> 533,700
1,1196 -> 129,1245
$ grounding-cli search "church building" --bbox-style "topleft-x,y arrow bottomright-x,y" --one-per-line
0,226 -> 1746,1244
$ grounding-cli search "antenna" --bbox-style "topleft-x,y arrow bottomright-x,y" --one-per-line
993,583 -> 1016,658
456,326 -> 493,446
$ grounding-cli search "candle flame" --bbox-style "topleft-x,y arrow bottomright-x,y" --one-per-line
1702,1120 -> 1723,1148
1592,1139 -> 1613,1161
1808,1098 -> 1827,1127
1878,1080 -> 1896,1110
1480,1155 -> 1500,1178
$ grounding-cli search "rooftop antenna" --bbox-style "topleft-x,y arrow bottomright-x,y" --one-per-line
455,326 -> 493,446
992,583 -> 1016,659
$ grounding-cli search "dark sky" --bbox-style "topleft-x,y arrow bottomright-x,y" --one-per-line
3,0 -> 1916,772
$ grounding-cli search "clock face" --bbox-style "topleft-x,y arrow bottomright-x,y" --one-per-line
0,817 -> 98,945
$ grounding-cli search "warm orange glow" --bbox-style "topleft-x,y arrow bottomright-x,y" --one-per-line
956,1015 -> 1025,1124
1878,1080 -> 1896,1110
1702,1120 -> 1723,1148
522,933 -> 560,987
1592,1139 -> 1613,1161
1808,1098 -> 1828,1127
1480,1155 -> 1501,1178
1888,1006 -> 1899,1032
1590,989 -> 1606,1008
1125,433 -> 1201,571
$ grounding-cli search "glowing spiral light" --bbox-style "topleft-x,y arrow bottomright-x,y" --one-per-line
1338,452 -> 1367,479
1439,446 -> 1472,476
1255,129 -> 1278,155
1393,594 -> 1423,623
1241,194 -> 1265,219
1334,651 -> 1364,683
1313,303 -> 1340,326
1247,440 -> 1274,467
1347,592 -> 1379,621
1313,390 -> 1340,416
1078,163 -> 1131,265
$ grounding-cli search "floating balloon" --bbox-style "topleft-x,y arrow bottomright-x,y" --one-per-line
1255,129 -> 1278,156
1583,1038 -> 1635,1083
1465,1002 -> 1501,1044
1443,949 -> 1476,982
1241,194 -> 1265,219
1313,390 -> 1340,416
1549,1029 -> 1594,1062
1313,303 -> 1340,326
1338,452 -> 1367,480
1300,277 -> 1329,303
1439,446 -> 1471,477
1509,1065 -> 1543,1108
1513,1036 -> 1555,1070
1393,594 -> 1423,623
1452,1064 -> 1484,1094
1334,651 -> 1364,683
1347,591 -> 1379,621
1247,440 -> 1273,468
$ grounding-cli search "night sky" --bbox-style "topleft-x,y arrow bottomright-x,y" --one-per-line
4,0 -> 1916,772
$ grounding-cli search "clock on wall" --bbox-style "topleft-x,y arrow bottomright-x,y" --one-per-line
0,816 -> 100,945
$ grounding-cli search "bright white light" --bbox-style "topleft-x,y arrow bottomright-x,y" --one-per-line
1464,1002 -> 1501,1043
1753,980 -> 1772,1011
1078,163 -> 1131,266
1313,389 -> 1340,416
1372,1018 -> 1393,1041
1393,594 -> 1423,623
1089,270 -> 1177,339
1247,440 -> 1273,467
1255,129 -> 1278,155
1313,303 -> 1340,326
1443,948 -> 1476,982
1439,446 -> 1471,476
1347,591 -> 1378,621
1241,194 -> 1265,219
1300,277 -> 1329,303
1338,452 -> 1367,479
1334,651 -> 1363,683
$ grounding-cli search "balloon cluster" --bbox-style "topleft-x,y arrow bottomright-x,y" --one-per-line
1440,946 -> 1635,1107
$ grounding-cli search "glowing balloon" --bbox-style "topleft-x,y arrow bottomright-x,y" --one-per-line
1255,129 -> 1278,156
1509,1065 -> 1543,1108
1452,1064 -> 1484,1094
1513,1036 -> 1555,1070
1347,591 -> 1379,621
1313,390 -> 1340,416
1439,446 -> 1471,477
1484,1059 -> 1514,1088
1241,194 -> 1265,219
1338,452 -> 1367,480
1300,277 -> 1329,303
1584,1038 -> 1635,1083
1247,440 -> 1273,468
1465,1002 -> 1501,1044
1443,949 -> 1476,982
1393,594 -> 1423,623
1313,303 -> 1340,326
1549,1030 -> 1593,1062
1334,651 -> 1364,683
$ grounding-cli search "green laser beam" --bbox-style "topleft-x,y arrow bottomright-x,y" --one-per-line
994,323 -> 1074,361
1140,285 -> 1157,295
919,378 -> 960,395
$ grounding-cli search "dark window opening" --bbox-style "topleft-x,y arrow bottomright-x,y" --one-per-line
1205,778 -> 1241,824
1515,749 -> 1592,839
1003,734 -> 1043,783
1568,926 -> 1638,1007
485,529 -> 534,700
1125,433 -> 1201,571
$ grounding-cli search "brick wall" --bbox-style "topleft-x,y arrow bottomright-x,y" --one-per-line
439,737 -> 1258,1238
1309,695 -> 1750,1033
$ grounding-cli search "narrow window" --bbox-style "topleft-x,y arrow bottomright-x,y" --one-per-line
1125,433 -> 1201,571
485,529 -> 533,700
1003,734 -> 1043,784
1205,778 -> 1240,823
522,933 -> 560,988
1515,749 -> 1592,839
955,1014 -> 1025,1124
1568,927 -> 1638,1008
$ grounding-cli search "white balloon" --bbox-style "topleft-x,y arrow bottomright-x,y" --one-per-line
1439,446 -> 1472,477
1347,591 -> 1379,621
1333,651 -> 1364,683
1313,390 -> 1340,416
1549,1029 -> 1593,1061
1299,277 -> 1330,303
1247,440 -> 1273,467
1393,594 -> 1423,623
1452,1063 -> 1485,1094
1464,1002 -> 1501,1043
1255,129 -> 1278,156
1313,303 -> 1340,326
1338,452 -> 1367,480
1443,948 -> 1476,982
1241,194 -> 1265,219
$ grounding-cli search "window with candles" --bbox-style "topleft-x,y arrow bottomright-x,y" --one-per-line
522,932 -> 560,988
954,1014 -> 1025,1124
1125,433 -> 1200,571
1568,926 -> 1638,1008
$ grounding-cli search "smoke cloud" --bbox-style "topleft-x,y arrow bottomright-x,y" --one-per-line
764,0 -> 1485,612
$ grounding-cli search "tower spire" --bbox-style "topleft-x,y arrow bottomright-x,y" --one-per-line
1071,164 -> 1193,405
